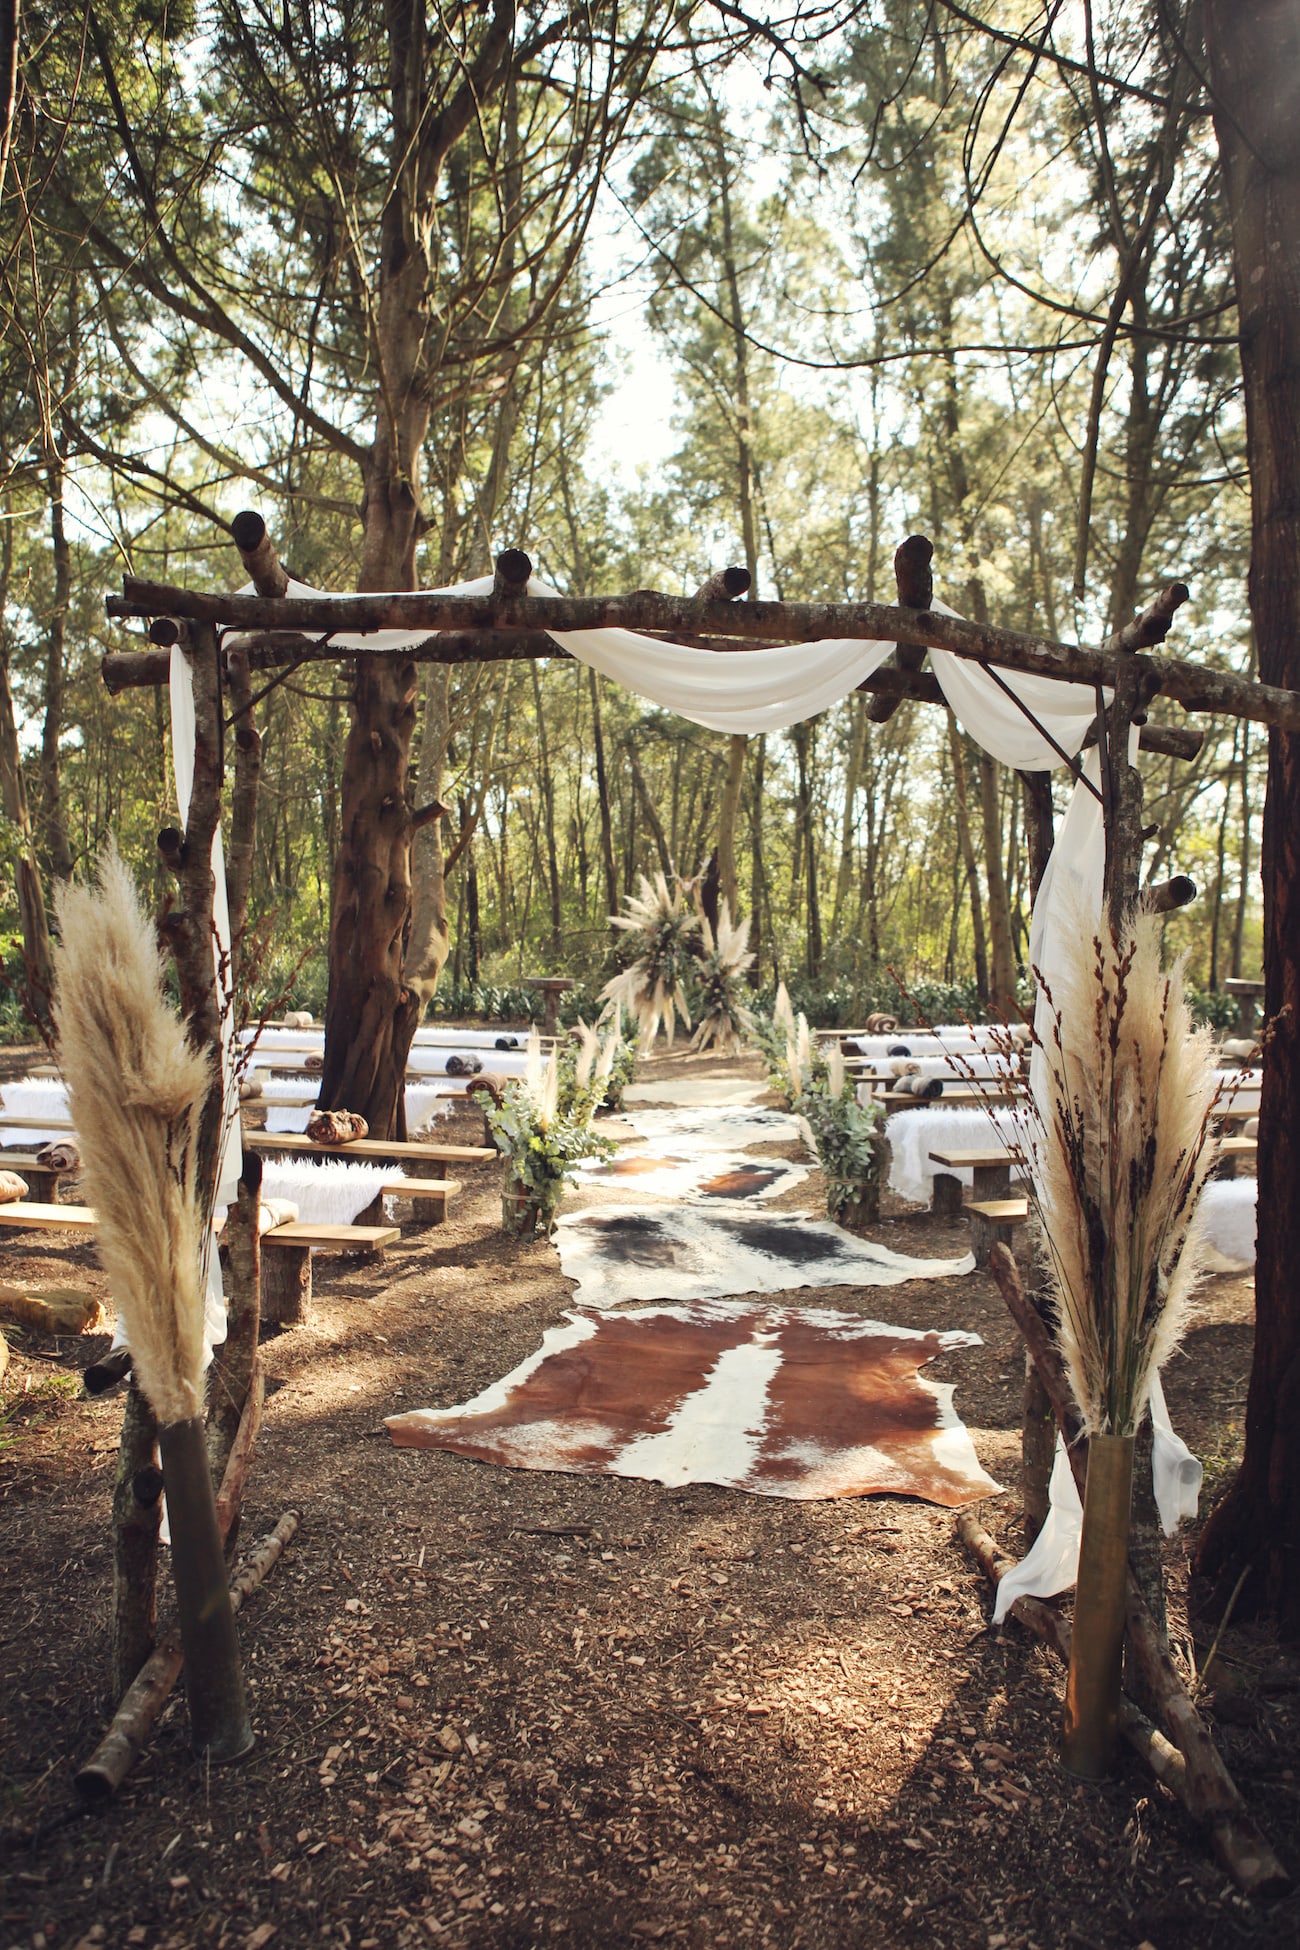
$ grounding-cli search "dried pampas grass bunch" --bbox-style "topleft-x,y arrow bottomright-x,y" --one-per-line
601,872 -> 700,1051
1033,901 -> 1220,1437
54,842 -> 212,1427
690,901 -> 755,1056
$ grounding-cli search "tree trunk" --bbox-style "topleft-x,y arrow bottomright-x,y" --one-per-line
588,668 -> 619,926
0,517 -> 54,1016
716,733 -> 747,919
977,748 -> 1018,1012
41,453 -> 75,880
1196,0 -> 1300,1633
948,719 -> 990,999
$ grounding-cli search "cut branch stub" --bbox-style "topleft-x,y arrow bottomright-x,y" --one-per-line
868,534 -> 934,724
694,567 -> 751,601
148,618 -> 181,648
493,549 -> 532,598
1103,581 -> 1190,656
1145,875 -> 1197,913
158,827 -> 187,876
231,510 -> 289,599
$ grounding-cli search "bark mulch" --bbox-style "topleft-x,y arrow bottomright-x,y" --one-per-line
1,1047 -> 1297,1949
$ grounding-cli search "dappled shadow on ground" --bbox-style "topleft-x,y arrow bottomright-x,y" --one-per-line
2,1052 -> 1297,1947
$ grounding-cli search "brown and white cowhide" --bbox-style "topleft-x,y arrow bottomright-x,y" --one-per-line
386,1300 -> 1000,1506
624,1106 -> 804,1152
576,1150 -> 809,1203
554,1203 -> 974,1309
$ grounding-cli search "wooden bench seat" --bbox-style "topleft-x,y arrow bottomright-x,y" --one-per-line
0,1201 -> 97,1232
246,1131 -> 494,1166
374,1176 -> 460,1226
927,1144 -> 1027,1215
261,1220 -> 400,1325
0,1115 -> 76,1135
966,1196 -> 1030,1267
1215,1135 -> 1258,1178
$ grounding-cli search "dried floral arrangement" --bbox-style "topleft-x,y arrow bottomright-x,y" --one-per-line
489,1029 -> 616,1237
601,873 -> 701,1051
798,1042 -> 888,1227
690,902 -> 756,1056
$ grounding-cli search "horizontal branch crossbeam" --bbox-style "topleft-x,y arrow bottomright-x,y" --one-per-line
103,579 -> 1300,732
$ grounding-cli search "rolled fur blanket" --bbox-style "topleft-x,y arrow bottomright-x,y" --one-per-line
864,1013 -> 900,1035
0,1170 -> 29,1203
445,1052 -> 483,1077
895,1073 -> 943,1099
284,1010 -> 316,1028
35,1141 -> 80,1172
306,1109 -> 368,1146
1220,1038 -> 1261,1065
465,1072 -> 508,1110
889,1059 -> 921,1077
303,1053 -> 324,1072
258,1197 -> 300,1233
238,1077 -> 264,1102
887,1043 -> 912,1058
494,1036 -> 521,1050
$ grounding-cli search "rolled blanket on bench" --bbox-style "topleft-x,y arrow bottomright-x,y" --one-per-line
307,1109 -> 369,1146
0,1170 -> 29,1203
894,1073 -> 943,1099
445,1052 -> 483,1077
35,1141 -> 80,1172
864,1013 -> 899,1034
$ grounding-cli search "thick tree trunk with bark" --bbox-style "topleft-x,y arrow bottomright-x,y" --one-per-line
1196,0 -> 1300,1634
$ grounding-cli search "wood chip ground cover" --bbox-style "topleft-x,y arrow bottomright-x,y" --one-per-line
1,1048 -> 1297,1948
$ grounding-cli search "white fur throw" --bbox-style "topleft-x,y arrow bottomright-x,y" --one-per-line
260,1160 -> 392,1226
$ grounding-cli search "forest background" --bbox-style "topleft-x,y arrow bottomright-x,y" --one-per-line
0,0 -> 1260,1035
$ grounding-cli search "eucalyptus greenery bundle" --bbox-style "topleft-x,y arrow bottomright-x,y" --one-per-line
797,1042 -> 887,1225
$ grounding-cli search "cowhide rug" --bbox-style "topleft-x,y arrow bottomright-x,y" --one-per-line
622,1105 -> 805,1152
554,1202 -> 974,1308
386,1300 -> 1000,1506
622,1077 -> 768,1107
575,1150 -> 809,1203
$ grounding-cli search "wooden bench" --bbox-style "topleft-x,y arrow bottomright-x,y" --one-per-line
0,1115 -> 76,1135
372,1176 -> 461,1226
877,1084 -> 1020,1110
246,1132 -> 495,1168
1215,1135 -> 1258,1179
966,1196 -> 1030,1267
927,1145 -> 1026,1216
0,1151 -> 79,1203
261,1220 -> 401,1325
0,1201 -> 97,1233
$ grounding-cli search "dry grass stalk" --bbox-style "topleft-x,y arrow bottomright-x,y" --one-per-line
54,843 -> 211,1427
601,872 -> 699,1051
1032,901 -> 1220,1436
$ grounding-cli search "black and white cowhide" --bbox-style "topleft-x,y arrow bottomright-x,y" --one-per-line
554,1202 -> 974,1309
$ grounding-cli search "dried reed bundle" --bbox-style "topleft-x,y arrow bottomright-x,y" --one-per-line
601,872 -> 700,1050
690,902 -> 755,1056
54,844 -> 211,1427
1033,901 -> 1221,1436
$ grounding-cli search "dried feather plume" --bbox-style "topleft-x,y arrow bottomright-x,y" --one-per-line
1032,899 -> 1221,1437
690,901 -> 755,1056
601,872 -> 700,1051
54,842 -> 211,1426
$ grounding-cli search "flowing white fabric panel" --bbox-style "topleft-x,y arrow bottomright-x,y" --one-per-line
928,601 -> 1100,767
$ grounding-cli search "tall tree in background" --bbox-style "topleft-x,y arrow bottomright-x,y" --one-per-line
1196,0 -> 1300,1633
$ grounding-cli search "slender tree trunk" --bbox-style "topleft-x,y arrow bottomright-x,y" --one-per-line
833,697 -> 868,936
1231,725 -> 1253,979
0,516 -> 54,1013
1196,0 -> 1300,1633
530,662 -> 563,956
948,719 -> 990,999
588,669 -> 619,925
42,453 -> 74,880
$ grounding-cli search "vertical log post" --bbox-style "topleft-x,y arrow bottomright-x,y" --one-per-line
867,535 -> 933,724
206,1150 -> 263,1550
152,619 -> 253,1761
109,1380 -> 162,1702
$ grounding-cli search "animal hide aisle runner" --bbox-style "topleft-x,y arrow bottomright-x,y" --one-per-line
575,1150 -> 810,1203
386,1300 -> 1001,1506
554,1204 -> 975,1309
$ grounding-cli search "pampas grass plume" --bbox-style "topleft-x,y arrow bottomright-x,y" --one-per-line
54,842 -> 211,1427
1034,900 -> 1221,1436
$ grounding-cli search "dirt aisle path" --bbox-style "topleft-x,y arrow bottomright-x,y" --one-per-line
1,1049 -> 1295,1948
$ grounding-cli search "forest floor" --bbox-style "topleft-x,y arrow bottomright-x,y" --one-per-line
1,1042 -> 1298,1950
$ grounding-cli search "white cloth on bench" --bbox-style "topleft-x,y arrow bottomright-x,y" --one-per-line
1198,1178 -> 1257,1271
259,1159 -> 393,1226
885,1104 -> 1035,1206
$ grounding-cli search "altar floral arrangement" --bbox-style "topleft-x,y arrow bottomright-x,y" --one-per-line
601,872 -> 700,1050
690,902 -> 755,1056
798,1042 -> 888,1226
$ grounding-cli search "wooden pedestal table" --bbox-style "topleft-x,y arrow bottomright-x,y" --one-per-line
525,975 -> 574,1037
260,1221 -> 400,1327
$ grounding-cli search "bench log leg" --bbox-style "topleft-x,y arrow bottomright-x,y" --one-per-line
971,1164 -> 1012,1201
20,1166 -> 60,1203
970,1212 -> 1018,1269
262,1245 -> 311,1326
1214,1153 -> 1239,1180
355,1195 -> 385,1227
403,1194 -> 447,1227
931,1172 -> 963,1218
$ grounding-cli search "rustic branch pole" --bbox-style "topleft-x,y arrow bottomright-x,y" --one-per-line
984,1247 -> 1288,1891
205,1149 -> 263,1546
109,1380 -> 162,1701
868,534 -> 933,724
231,509 -> 290,597
75,1510 -> 299,1804
104,579 -> 1300,730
